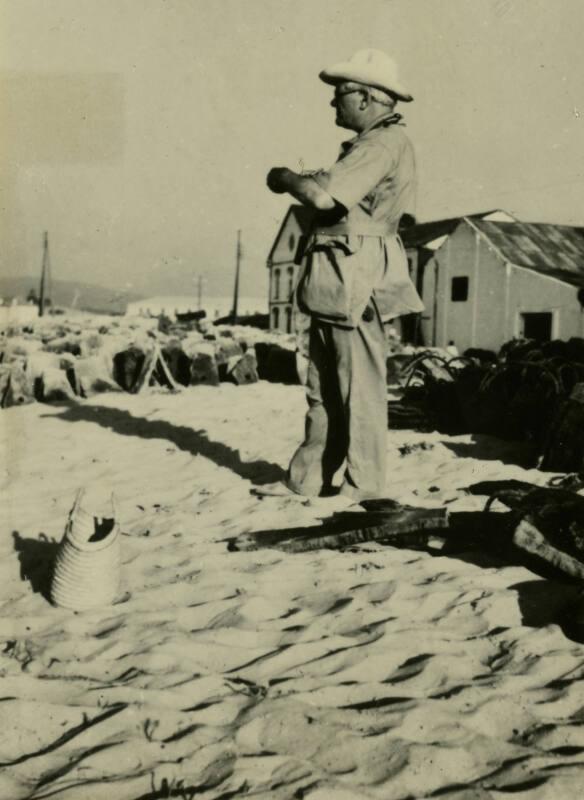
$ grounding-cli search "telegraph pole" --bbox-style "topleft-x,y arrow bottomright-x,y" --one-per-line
231,229 -> 242,324
197,274 -> 204,310
39,231 -> 52,317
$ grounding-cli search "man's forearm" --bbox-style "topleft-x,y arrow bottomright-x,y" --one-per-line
267,167 -> 336,211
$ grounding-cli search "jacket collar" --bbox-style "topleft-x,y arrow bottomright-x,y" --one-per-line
341,111 -> 403,152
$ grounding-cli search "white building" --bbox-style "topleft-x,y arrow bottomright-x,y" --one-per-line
402,212 -> 584,351
266,205 -> 314,333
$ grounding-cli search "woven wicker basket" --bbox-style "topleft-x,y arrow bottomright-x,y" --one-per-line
51,489 -> 121,610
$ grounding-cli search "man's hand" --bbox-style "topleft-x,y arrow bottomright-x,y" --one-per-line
266,165 -> 337,211
267,167 -> 291,194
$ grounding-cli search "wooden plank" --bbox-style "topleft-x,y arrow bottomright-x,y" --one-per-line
513,517 -> 584,581
134,344 -> 180,394
232,505 -> 448,553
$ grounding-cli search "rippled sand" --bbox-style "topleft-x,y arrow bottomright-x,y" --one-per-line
1,383 -> 584,799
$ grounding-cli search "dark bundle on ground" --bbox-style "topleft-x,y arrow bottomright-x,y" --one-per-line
463,347 -> 498,364
255,342 -> 299,384
541,383 -> 584,473
213,313 -> 270,329
388,352 -> 490,435
175,309 -> 206,323
389,339 -> 584,466
113,347 -> 146,391
161,345 -> 192,386
467,479 -> 584,583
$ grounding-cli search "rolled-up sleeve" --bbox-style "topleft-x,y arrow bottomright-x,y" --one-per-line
313,138 -> 396,211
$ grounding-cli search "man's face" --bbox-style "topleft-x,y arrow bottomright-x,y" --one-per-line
331,83 -> 364,131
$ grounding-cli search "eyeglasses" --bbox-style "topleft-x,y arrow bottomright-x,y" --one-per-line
332,88 -> 362,104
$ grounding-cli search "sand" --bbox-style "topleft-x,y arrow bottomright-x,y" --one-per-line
1,380 -> 584,799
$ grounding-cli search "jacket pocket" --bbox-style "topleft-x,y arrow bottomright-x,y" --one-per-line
297,240 -> 359,322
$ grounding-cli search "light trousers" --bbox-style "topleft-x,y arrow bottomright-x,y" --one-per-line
287,311 -> 388,499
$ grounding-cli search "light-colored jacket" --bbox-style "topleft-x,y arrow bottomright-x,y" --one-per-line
296,114 -> 424,327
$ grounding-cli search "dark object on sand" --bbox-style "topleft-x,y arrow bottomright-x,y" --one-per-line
390,339 -> 584,452
236,479 -> 584,588
228,351 -> 259,385
255,342 -> 299,384
230,500 -> 448,553
0,366 -> 10,406
190,352 -> 220,386
387,397 -> 433,431
513,518 -> 584,582
113,345 -> 178,393
113,347 -> 146,391
397,352 -> 484,434
133,345 -> 179,393
161,345 -> 192,386
214,312 -> 270,329
215,340 -> 244,380
175,309 -> 206,323
464,348 -> 498,364
465,478 -> 584,580
0,361 -> 33,408
541,383 -> 584,473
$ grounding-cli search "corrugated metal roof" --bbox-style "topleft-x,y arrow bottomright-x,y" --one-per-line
472,220 -> 584,288
400,210 -> 503,248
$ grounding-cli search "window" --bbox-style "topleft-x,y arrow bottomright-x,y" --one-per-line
287,266 -> 295,297
451,276 -> 469,302
288,233 -> 296,252
285,305 -> 292,334
521,312 -> 552,342
273,268 -> 280,300
272,306 -> 280,330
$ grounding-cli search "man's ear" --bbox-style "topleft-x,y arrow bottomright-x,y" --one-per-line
359,90 -> 370,109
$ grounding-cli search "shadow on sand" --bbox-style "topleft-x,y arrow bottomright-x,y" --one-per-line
12,531 -> 59,602
441,434 -> 537,468
43,404 -> 286,486
511,578 -> 581,627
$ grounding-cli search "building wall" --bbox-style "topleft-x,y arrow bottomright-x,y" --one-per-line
268,213 -> 304,334
421,220 -> 584,351
449,225 -> 507,351
507,266 -> 584,341
420,223 -> 495,350
418,254 -> 438,346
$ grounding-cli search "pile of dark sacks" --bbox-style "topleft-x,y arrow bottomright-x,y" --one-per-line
387,337 -> 584,474
0,314 -> 300,409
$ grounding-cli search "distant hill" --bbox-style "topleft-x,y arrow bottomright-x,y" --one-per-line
0,275 -> 143,315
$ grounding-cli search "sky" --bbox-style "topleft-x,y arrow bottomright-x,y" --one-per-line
1,0 -> 583,301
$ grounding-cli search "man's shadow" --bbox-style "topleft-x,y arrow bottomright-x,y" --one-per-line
12,531 -> 59,602
43,404 -> 286,486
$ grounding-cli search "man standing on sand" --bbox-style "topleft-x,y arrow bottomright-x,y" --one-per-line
264,49 -> 424,502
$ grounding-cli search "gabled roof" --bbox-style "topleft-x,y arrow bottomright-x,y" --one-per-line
267,205 -> 315,264
400,210 -> 507,249
471,219 -> 584,288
